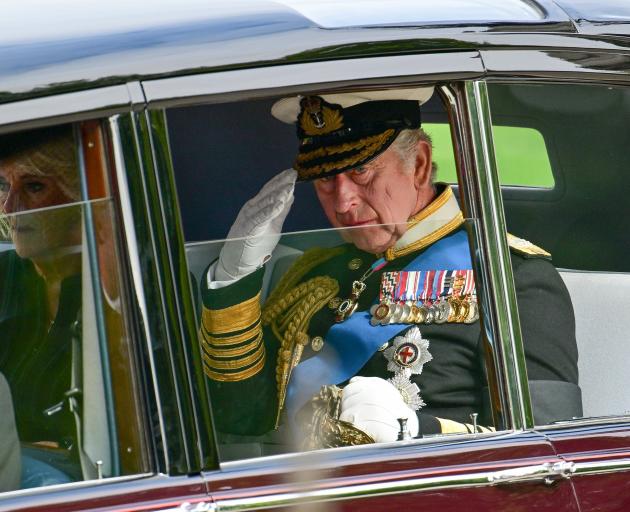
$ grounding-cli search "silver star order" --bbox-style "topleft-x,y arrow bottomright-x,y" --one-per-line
388,373 -> 426,410
383,326 -> 433,375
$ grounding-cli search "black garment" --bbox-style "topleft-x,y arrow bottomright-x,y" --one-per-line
0,251 -> 80,456
201,231 -> 581,436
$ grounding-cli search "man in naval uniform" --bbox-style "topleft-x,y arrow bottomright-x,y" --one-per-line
200,88 -> 581,446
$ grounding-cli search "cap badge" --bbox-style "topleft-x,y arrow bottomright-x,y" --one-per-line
299,96 -> 344,136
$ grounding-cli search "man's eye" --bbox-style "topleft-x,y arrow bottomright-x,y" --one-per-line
317,176 -> 332,183
0,181 -> 9,193
351,166 -> 369,175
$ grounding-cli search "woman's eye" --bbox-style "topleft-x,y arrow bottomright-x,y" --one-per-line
25,181 -> 45,193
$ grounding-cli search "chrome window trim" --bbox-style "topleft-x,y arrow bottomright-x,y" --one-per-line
74,124 -> 121,475
573,458 -> 630,477
130,110 -> 194,470
0,82 -> 144,134
0,472 -> 154,501
463,80 -> 533,430
218,430 -> 507,471
211,459 -> 565,512
143,109 -> 218,469
481,49 -> 630,82
142,52 -> 484,109
109,115 -> 171,472
538,415 -> 630,429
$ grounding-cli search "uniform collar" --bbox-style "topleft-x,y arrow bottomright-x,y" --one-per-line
384,184 -> 464,261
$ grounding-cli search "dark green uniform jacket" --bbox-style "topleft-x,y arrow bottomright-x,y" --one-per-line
200,186 -> 581,438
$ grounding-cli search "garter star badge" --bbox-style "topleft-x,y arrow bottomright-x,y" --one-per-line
383,326 -> 432,375
383,326 -> 432,411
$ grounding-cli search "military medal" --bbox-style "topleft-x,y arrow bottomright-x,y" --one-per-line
383,327 -> 432,410
369,301 -> 392,326
370,269 -> 478,326
336,257 -> 388,322
311,336 -> 324,352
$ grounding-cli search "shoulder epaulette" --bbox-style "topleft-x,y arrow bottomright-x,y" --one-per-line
507,233 -> 551,260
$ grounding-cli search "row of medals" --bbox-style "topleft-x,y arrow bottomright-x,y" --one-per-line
369,295 -> 479,326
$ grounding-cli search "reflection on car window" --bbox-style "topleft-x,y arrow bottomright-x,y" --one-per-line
172,86 -> 580,462
0,123 -> 148,492
489,82 -> 630,424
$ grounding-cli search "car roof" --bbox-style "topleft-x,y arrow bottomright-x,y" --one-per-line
0,0 -> 629,105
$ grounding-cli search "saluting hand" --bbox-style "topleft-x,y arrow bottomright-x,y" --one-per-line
215,168 -> 297,282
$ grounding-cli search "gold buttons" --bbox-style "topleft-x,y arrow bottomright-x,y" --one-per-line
311,336 -> 324,352
347,257 -> 363,270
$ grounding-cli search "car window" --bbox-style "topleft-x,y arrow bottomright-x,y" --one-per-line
0,121 -> 149,492
165,83 -> 584,463
487,82 -> 630,425
427,122 -> 554,188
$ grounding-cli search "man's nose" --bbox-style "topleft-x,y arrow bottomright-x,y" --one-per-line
333,173 -> 359,213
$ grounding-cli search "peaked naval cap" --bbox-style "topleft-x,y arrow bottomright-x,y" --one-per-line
289,96 -> 421,181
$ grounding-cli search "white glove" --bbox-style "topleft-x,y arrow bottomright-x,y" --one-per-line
214,168 -> 297,282
339,376 -> 419,443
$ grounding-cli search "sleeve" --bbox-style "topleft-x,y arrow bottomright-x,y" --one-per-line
199,265 -> 279,434
417,413 -> 495,436
0,373 -> 20,492
512,256 -> 582,424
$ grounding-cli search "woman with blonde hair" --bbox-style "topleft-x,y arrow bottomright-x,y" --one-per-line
0,124 -> 83,487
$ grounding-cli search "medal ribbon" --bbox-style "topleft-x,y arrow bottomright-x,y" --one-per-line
285,229 -> 473,424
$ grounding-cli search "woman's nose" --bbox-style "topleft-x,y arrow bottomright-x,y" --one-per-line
2,187 -> 21,214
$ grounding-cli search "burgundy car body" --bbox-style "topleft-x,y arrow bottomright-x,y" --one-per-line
1,0 -> 630,511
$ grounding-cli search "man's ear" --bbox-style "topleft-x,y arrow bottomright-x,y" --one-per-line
413,139 -> 433,188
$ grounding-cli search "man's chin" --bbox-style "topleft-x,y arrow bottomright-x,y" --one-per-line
340,226 -> 394,255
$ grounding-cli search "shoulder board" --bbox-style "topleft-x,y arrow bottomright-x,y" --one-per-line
507,233 -> 551,260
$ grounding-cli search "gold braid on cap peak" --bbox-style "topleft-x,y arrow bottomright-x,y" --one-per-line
296,129 -> 395,179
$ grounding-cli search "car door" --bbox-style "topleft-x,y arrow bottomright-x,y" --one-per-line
142,53 -> 581,511
483,48 -> 630,512
0,86 -> 214,511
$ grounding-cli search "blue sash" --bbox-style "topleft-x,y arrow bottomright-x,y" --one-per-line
285,229 -> 472,420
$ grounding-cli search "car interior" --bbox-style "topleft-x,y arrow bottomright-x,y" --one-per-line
168,82 -> 630,439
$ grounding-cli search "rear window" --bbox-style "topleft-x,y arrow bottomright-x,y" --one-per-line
426,122 -> 554,188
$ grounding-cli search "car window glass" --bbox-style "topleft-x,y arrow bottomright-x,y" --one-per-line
0,122 -> 149,493
488,82 -> 630,424
192,219 -> 495,462
166,84 -> 604,460
426,122 -> 553,188
168,86 -> 534,463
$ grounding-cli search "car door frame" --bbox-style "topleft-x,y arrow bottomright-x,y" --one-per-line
480,46 -> 630,512
140,50 -> 583,511
0,84 -> 214,511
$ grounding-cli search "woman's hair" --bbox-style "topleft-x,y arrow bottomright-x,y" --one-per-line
0,124 -> 79,239
0,124 -> 80,202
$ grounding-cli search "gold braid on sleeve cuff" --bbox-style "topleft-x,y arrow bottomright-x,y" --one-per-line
201,292 -> 265,382
437,417 -> 496,434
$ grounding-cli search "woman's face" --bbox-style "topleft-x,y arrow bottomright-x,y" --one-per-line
0,156 -> 81,260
